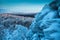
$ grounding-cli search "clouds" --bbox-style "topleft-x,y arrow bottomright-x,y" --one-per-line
0,0 -> 53,13
0,4 -> 44,13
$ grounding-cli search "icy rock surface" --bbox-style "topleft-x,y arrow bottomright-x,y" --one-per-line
26,0 -> 60,40
0,25 -> 28,40
0,0 -> 60,40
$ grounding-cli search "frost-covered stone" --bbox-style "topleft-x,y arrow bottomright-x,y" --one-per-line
27,0 -> 60,40
0,0 -> 60,40
0,25 -> 28,40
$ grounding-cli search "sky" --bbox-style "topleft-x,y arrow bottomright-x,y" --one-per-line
0,0 -> 53,13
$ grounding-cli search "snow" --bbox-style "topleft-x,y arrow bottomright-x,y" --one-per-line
0,0 -> 60,40
0,25 -> 28,40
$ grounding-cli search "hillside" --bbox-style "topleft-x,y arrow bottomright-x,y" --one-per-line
0,0 -> 60,40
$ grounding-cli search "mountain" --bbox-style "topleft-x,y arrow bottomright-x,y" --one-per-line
26,0 -> 60,40
0,13 -> 34,27
0,0 -> 60,40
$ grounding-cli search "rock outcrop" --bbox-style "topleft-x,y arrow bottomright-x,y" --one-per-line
26,0 -> 60,40
0,0 -> 60,40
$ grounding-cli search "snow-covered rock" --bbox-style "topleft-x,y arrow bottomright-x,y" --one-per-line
0,25 -> 28,40
26,0 -> 60,40
0,0 -> 60,40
